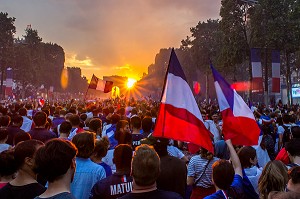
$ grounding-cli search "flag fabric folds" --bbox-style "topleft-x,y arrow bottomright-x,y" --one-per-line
251,48 -> 263,92
89,74 -> 113,93
271,50 -> 280,93
211,64 -> 260,146
153,49 -> 213,152
5,68 -> 13,97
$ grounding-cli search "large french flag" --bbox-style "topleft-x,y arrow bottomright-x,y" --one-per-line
211,64 -> 260,146
153,49 -> 213,152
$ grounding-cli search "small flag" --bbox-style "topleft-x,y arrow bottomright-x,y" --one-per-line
271,50 -> 280,93
211,64 -> 260,146
89,74 -> 113,93
5,68 -> 13,97
39,98 -> 45,106
153,49 -> 213,152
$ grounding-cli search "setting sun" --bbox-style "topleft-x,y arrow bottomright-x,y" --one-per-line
127,78 -> 137,89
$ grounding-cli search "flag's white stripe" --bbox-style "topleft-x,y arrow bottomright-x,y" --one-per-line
272,63 -> 280,78
96,79 -> 106,91
215,81 -> 255,119
251,62 -> 262,77
232,90 -> 255,119
161,73 -> 203,122
214,81 -> 230,111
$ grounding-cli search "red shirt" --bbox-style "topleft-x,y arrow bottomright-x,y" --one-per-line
275,147 -> 290,165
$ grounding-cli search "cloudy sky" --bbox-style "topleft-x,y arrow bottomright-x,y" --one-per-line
1,0 -> 221,80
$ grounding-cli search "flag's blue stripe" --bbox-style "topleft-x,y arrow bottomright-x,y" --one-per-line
251,48 -> 261,62
6,68 -> 12,79
272,50 -> 280,63
168,49 -> 187,81
211,64 -> 234,111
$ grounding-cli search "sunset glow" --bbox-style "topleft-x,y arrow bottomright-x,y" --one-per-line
127,78 -> 137,89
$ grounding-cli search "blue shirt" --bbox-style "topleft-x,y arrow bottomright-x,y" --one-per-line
99,162 -> 112,177
71,158 -> 106,199
204,175 -> 243,199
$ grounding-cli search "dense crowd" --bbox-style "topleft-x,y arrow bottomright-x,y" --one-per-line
0,98 -> 299,199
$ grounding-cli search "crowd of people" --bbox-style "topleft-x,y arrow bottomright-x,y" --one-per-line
0,97 -> 299,199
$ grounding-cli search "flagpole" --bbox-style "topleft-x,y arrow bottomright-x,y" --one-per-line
155,48 -> 174,137
84,74 -> 94,102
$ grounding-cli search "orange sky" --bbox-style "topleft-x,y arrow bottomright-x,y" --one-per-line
1,0 -> 221,81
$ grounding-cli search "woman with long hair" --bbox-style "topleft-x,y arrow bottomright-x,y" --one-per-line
258,160 -> 288,199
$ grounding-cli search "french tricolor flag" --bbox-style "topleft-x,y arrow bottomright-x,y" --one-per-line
211,64 -> 260,146
153,49 -> 213,152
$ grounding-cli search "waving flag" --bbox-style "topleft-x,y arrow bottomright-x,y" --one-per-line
153,49 -> 213,152
89,74 -> 113,93
211,64 -> 260,146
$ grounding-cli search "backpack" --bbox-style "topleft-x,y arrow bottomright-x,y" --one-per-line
282,125 -> 291,146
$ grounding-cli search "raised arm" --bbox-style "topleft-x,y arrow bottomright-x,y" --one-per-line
225,139 -> 243,177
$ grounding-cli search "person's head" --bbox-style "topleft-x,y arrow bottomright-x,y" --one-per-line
34,139 -> 77,183
11,114 -> 23,127
211,111 -> 219,122
258,160 -> 288,199
0,150 -> 17,181
113,144 -> 132,170
115,120 -> 132,145
268,191 -> 300,199
152,137 -> 169,157
69,114 -> 81,127
0,115 -> 11,127
291,126 -> 300,139
0,128 -> 8,143
110,113 -> 120,124
200,147 -> 214,160
88,118 -> 102,135
14,140 -> 44,172
285,139 -> 300,163
287,166 -> 300,193
92,137 -> 110,159
18,107 -> 27,116
33,111 -> 47,127
13,133 -> 31,146
59,121 -> 72,135
238,146 -> 257,168
130,116 -> 141,130
72,132 -> 95,158
282,114 -> 291,124
212,159 -> 235,190
141,116 -> 152,133
131,144 -> 160,186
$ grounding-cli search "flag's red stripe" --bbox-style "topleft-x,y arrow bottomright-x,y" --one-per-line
272,78 -> 280,93
153,103 -> 214,153
221,108 -> 260,146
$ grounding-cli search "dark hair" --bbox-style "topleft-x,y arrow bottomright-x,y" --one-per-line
130,116 -> 141,129
0,150 -> 17,177
153,137 -> 169,157
35,139 -> 77,182
282,114 -> 290,124
13,132 -> 31,146
88,118 -> 102,133
291,126 -> 300,139
0,128 -> 8,140
238,146 -> 256,168
93,137 -> 110,158
286,139 -> 300,157
200,147 -> 214,160
289,166 -> 300,184
18,108 -> 27,116
142,116 -> 152,133
11,114 -> 23,125
113,144 -> 132,169
111,114 -> 120,124
69,114 -> 80,126
14,139 -> 44,170
132,144 -> 160,186
80,113 -> 87,122
33,111 -> 47,126
115,120 -> 132,144
0,115 -> 11,127
72,132 -> 95,158
59,121 -> 72,135
119,107 -> 125,115
212,159 -> 235,190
